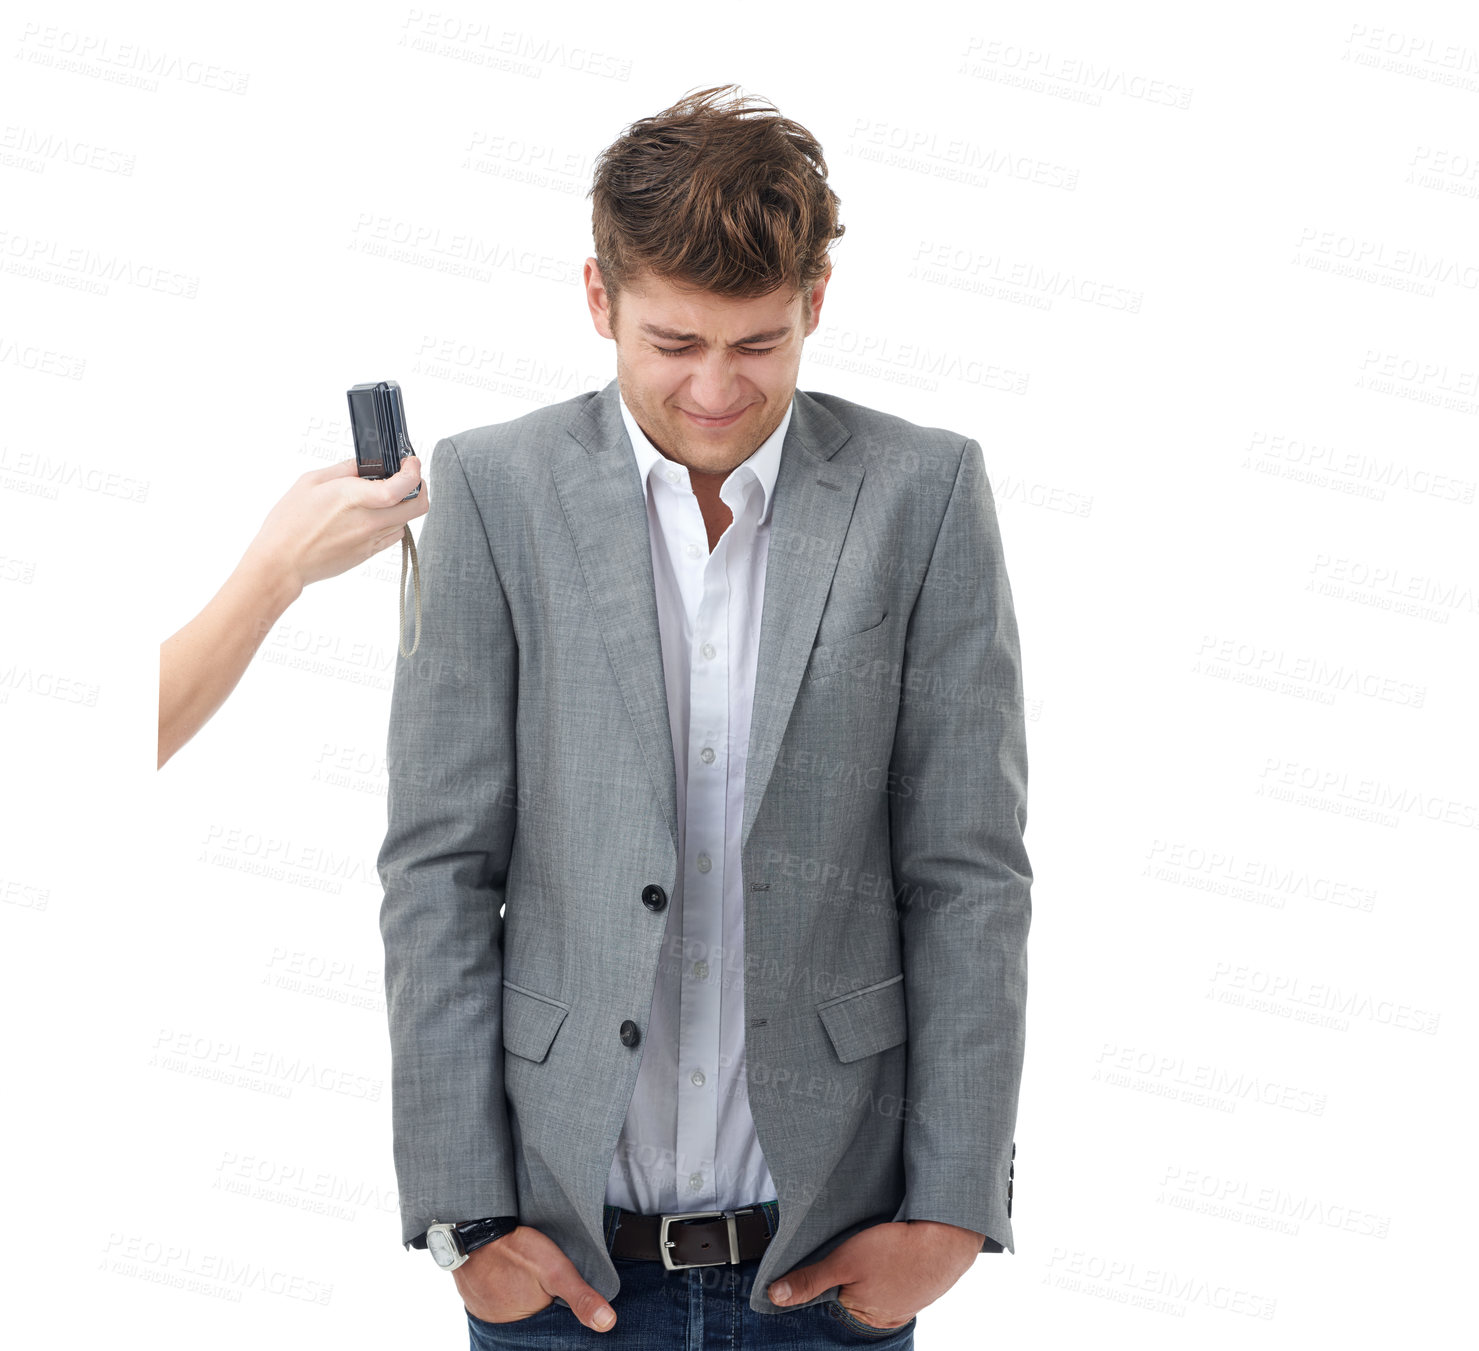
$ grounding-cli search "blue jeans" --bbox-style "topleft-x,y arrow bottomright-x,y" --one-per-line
465,1206 -> 917,1349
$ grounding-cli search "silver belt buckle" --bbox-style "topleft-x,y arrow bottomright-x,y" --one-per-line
659,1208 -> 747,1271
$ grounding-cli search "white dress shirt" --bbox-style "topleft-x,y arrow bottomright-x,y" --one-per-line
603,390 -> 794,1217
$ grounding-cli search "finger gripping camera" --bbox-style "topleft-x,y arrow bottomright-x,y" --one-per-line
347,379 -> 420,499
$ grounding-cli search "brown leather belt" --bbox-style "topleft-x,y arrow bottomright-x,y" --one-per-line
610,1206 -> 774,1269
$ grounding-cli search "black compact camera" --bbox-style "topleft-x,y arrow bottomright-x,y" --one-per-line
347,379 -> 420,498
347,378 -> 424,657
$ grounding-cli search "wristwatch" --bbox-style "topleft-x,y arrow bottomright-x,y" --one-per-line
425,1216 -> 520,1271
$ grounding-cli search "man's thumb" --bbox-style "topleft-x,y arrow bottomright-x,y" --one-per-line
561,1279 -> 617,1331
768,1259 -> 836,1306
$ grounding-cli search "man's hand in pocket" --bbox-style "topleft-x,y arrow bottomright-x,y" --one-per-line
455,1225 -> 617,1332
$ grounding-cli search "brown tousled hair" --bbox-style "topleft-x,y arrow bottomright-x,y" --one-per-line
588,84 -> 844,328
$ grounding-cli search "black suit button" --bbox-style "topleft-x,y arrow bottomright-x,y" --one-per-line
641,884 -> 667,912
620,1019 -> 641,1047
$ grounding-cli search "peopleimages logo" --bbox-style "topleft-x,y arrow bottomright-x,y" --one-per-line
1043,1247 -> 1276,1319
1093,1043 -> 1328,1116
0,228 -> 199,298
1207,962 -> 1440,1034
15,24 -> 249,93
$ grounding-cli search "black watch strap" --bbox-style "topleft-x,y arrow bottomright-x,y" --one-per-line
455,1216 -> 519,1256
410,1215 -> 519,1251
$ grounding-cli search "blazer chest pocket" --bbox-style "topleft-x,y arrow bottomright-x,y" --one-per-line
807,610 -> 892,685
816,972 -> 907,1064
503,981 -> 570,1063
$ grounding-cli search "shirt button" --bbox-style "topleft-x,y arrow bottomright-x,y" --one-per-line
688,1173 -> 704,1191
701,642 -> 716,660
700,747 -> 715,765
696,854 -> 711,874
665,468 -> 681,484
691,1069 -> 706,1087
693,960 -> 708,979
686,542 -> 701,558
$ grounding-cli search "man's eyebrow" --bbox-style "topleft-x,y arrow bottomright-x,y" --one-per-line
639,323 -> 792,345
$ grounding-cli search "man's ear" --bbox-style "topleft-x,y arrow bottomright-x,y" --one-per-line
584,257 -> 615,341
804,265 -> 831,337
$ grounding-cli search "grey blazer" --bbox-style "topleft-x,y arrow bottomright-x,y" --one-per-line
376,376 -> 1031,1315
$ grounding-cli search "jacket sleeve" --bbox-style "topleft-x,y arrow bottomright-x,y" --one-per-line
886,436 -> 1031,1254
377,436 -> 522,1249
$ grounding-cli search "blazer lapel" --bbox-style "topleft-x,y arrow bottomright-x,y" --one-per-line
555,377 -> 859,859
741,391 -> 858,850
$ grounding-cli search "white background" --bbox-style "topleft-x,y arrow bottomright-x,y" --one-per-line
2,0 -> 1475,1346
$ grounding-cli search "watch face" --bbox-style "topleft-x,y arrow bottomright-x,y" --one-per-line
427,1228 -> 460,1268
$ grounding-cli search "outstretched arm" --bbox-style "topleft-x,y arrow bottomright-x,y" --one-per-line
158,456 -> 424,768
158,550 -> 301,769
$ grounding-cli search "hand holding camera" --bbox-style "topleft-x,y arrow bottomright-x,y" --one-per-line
242,452 -> 427,596
158,380 -> 431,768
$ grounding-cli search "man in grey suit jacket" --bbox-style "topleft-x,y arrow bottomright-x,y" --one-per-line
377,84 -> 1030,1346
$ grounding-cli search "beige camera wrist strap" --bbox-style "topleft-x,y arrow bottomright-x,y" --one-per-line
399,523 -> 421,657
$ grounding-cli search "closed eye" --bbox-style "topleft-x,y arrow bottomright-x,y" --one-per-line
655,346 -> 776,358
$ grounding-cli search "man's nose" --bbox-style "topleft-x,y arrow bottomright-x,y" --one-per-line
687,357 -> 744,413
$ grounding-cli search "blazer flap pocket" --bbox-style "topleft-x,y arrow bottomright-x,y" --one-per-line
816,972 -> 907,1064
815,605 -> 888,647
503,981 -> 570,1063
807,615 -> 893,684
